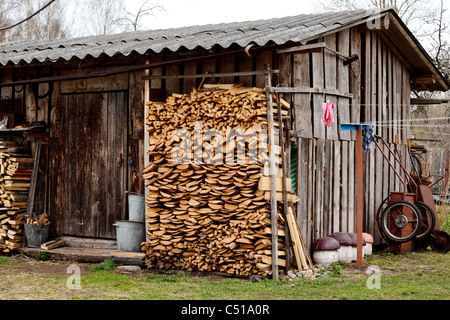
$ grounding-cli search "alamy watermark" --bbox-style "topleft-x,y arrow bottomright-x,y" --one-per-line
66,264 -> 82,290
366,8 -> 390,30
366,265 -> 381,290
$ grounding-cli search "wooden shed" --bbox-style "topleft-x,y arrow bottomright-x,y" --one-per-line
0,8 -> 447,263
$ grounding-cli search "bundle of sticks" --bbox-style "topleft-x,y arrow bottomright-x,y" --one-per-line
142,84 -> 297,276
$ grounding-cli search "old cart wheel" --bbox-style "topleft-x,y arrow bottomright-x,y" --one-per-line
380,200 -> 423,243
414,201 -> 436,240
430,230 -> 450,253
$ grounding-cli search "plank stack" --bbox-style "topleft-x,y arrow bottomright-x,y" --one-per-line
142,83 -> 297,277
0,152 -> 32,253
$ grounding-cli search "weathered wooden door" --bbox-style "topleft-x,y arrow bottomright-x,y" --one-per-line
52,91 -> 128,239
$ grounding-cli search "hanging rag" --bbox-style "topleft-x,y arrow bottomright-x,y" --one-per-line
322,102 -> 336,127
362,125 -> 375,152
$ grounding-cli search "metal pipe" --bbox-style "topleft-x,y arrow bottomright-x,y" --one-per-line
373,139 -> 408,193
375,134 -> 418,191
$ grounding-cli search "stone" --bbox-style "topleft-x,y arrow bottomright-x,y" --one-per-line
116,265 -> 141,272
287,270 -> 297,279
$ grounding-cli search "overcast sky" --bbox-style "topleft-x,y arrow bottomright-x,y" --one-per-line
127,0 -> 315,30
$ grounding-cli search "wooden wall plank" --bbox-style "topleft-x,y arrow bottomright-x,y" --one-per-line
337,30 -> 351,141
128,69 -> 145,194
90,93 -> 106,238
324,140 -> 332,235
306,138 -> 315,251
183,61 -> 198,94
340,140 -> 349,232
219,55 -> 236,84
332,140 -> 341,233
165,56 -> 180,97
60,73 -> 128,93
297,138 -> 310,250
347,141 -> 355,232
314,139 -> 325,241
324,35 -> 338,141
255,50 -> 273,88
350,27 -> 361,141
312,44 -> 325,140
293,53 -> 312,138
239,54 -> 255,87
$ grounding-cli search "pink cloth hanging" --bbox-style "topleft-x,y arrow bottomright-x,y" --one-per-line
322,102 -> 336,127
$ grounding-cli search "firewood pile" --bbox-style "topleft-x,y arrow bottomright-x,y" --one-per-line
0,152 -> 33,253
142,83 -> 296,277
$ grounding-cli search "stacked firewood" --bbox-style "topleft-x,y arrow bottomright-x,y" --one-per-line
0,152 -> 32,253
0,153 -> 32,209
142,84 -> 295,276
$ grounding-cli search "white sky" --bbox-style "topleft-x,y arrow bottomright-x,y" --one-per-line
127,0 -> 316,30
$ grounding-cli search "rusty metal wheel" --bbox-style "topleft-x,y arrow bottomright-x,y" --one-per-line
380,200 -> 423,243
430,230 -> 450,253
414,201 -> 436,240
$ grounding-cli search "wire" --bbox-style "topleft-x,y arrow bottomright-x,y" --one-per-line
0,0 -> 57,32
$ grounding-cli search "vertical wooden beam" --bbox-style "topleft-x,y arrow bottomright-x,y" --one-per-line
338,30 -> 351,141
144,59 -> 150,242
348,140 -> 355,232
324,34 -> 338,141
333,140 -> 341,233
356,127 -> 364,267
341,140 -> 349,232
265,66 -> 278,280
293,53 -> 312,138
314,140 -> 325,240
350,28 -> 361,141
276,91 -> 291,271
313,39 -> 325,140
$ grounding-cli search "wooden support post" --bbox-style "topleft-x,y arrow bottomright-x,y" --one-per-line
265,65 -> 279,280
340,123 -> 365,267
356,127 -> 364,266
26,141 -> 42,222
276,92 -> 291,271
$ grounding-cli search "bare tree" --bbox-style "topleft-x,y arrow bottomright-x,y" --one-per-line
124,0 -> 165,31
0,1 -> 23,42
85,0 -> 128,35
317,0 -> 426,25
10,0 -> 71,41
421,0 -> 450,80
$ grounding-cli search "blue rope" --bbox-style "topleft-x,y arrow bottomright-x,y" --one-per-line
362,125 -> 375,152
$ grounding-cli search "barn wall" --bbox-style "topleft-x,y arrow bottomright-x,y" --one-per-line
0,58 -> 147,238
144,32 -> 414,250
277,27 -> 413,248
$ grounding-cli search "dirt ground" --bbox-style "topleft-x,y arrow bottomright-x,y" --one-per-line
1,255 -> 93,277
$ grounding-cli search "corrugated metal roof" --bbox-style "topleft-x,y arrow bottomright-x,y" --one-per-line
0,8 -> 387,66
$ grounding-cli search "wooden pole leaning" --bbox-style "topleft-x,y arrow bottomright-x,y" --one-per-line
265,65 -> 279,280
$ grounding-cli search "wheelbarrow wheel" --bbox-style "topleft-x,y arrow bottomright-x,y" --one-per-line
430,230 -> 450,253
414,201 -> 436,240
380,200 -> 423,243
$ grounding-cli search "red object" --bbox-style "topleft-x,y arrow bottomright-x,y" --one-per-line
322,102 -> 335,127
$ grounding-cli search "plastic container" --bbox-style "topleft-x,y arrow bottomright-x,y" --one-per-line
24,223 -> 51,248
113,220 -> 145,252
127,192 -> 145,222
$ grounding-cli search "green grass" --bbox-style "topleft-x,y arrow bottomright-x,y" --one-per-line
0,256 -> 10,264
437,205 -> 450,233
91,259 -> 115,272
0,250 -> 448,300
